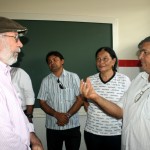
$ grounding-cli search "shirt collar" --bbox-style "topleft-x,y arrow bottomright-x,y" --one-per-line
141,72 -> 149,79
51,69 -> 67,78
0,61 -> 11,75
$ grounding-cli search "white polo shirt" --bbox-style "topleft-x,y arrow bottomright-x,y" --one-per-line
10,67 -> 35,111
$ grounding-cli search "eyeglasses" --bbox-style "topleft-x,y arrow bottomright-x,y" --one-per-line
137,49 -> 150,56
57,79 -> 66,89
134,86 -> 150,103
96,57 -> 109,63
2,34 -> 20,42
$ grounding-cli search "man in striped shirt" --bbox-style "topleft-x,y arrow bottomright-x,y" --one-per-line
38,51 -> 82,150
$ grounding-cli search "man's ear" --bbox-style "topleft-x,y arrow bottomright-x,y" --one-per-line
62,59 -> 64,65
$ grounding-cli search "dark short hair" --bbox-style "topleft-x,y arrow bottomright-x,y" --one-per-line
95,47 -> 118,72
138,36 -> 150,48
46,51 -> 64,64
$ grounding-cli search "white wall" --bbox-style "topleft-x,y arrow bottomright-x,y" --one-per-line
0,1 -> 149,149
0,0 -> 150,59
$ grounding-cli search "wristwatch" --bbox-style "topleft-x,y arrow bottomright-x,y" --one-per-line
66,112 -> 71,118
26,114 -> 33,118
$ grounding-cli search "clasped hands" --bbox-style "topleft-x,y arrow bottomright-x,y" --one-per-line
54,78 -> 97,126
54,112 -> 70,126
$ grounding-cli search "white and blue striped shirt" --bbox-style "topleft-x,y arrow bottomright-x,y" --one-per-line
37,69 -> 80,130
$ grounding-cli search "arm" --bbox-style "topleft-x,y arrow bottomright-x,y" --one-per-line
66,95 -> 84,117
22,71 -> 35,123
83,99 -> 89,112
25,105 -> 34,123
80,78 -> 123,119
39,100 -> 69,126
30,132 -> 44,150
0,91 -> 34,149
66,73 -> 85,117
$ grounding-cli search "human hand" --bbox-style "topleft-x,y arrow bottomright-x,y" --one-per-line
32,144 -> 44,150
54,112 -> 69,126
80,78 -> 98,100
30,132 -> 44,150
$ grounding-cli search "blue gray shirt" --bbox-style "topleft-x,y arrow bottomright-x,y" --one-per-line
37,69 -> 80,130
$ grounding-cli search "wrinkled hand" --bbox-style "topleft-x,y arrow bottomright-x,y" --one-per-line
32,144 -> 44,150
54,112 -> 69,126
30,132 -> 44,150
80,78 -> 98,100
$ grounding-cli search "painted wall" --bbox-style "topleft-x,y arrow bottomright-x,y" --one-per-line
0,0 -> 150,59
0,0 -> 149,149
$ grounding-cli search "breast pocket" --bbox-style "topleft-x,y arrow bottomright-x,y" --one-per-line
143,94 -> 150,120
62,88 -> 76,102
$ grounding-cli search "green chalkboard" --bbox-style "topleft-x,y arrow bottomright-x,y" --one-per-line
13,20 -> 112,107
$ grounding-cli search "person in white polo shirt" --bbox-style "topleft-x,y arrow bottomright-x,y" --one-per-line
10,67 -> 35,123
81,47 -> 131,150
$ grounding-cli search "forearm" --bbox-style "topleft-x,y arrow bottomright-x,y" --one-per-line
39,100 -> 69,126
26,105 -> 34,114
30,132 -> 44,150
25,105 -> 34,123
83,100 -> 89,112
67,96 -> 83,117
39,100 -> 56,116
94,94 -> 123,119
80,78 -> 123,119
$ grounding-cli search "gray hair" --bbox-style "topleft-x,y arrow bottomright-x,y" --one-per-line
138,36 -> 150,48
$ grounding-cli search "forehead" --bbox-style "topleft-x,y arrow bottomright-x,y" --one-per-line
97,50 -> 110,57
140,42 -> 150,50
3,31 -> 18,35
48,55 -> 59,59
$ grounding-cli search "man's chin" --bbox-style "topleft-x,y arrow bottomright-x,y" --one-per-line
7,58 -> 18,66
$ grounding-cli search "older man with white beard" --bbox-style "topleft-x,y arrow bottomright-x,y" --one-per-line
0,16 -> 43,150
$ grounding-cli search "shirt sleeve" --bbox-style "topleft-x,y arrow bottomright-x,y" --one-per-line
125,76 -> 131,91
27,122 -> 34,132
37,78 -> 48,101
117,92 -> 127,108
72,73 -> 80,96
20,70 -> 35,105
117,75 -> 131,108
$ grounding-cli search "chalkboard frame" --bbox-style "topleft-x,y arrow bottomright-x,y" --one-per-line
2,13 -> 118,108
1,13 -> 118,49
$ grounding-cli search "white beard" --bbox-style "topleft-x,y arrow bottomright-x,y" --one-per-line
0,38 -> 21,65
